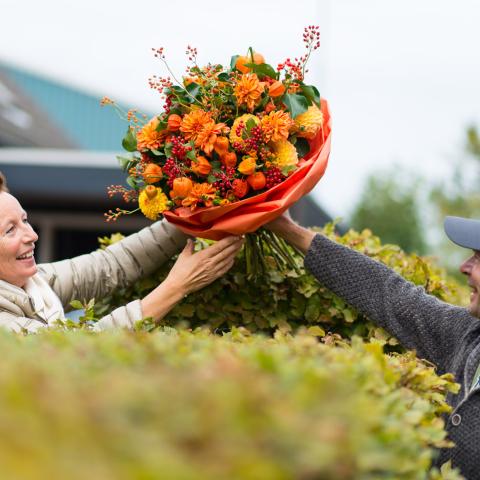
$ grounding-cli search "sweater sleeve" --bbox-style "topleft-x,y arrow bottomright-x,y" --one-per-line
304,234 -> 478,372
38,219 -> 188,312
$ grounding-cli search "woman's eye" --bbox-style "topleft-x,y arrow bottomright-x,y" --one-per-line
6,226 -> 14,234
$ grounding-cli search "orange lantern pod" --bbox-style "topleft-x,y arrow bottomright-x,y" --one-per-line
235,52 -> 265,74
214,137 -> 230,156
167,114 -> 182,132
237,157 -> 256,176
191,156 -> 212,176
268,81 -> 286,98
221,151 -> 237,168
172,177 -> 193,199
143,163 -> 163,184
247,172 -> 266,191
232,179 -> 249,199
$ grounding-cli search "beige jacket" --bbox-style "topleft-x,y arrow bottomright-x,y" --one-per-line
0,220 -> 187,333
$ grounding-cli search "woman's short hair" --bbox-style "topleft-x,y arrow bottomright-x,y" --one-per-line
0,172 -> 9,192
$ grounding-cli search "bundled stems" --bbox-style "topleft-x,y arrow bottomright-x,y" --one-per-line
243,228 -> 303,279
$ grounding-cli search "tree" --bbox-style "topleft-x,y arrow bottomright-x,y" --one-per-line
350,168 -> 427,254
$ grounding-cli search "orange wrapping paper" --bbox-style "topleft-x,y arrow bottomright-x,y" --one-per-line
163,99 -> 332,240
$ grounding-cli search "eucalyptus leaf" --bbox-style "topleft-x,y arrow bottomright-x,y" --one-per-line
122,127 -> 137,152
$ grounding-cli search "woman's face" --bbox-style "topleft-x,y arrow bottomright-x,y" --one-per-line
0,192 -> 38,288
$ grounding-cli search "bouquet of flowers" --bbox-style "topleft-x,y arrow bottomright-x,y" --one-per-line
104,26 -> 331,276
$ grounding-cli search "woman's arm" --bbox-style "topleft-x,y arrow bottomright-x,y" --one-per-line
38,219 -> 188,308
93,236 -> 244,330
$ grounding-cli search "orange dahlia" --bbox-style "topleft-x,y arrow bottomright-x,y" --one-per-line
234,73 -> 265,112
182,183 -> 217,211
293,104 -> 324,139
180,109 -> 213,142
261,110 -> 294,143
137,117 -> 167,151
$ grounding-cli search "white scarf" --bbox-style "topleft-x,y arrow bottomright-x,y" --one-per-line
24,275 -> 66,325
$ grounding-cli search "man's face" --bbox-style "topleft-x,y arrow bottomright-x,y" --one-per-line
460,250 -> 480,317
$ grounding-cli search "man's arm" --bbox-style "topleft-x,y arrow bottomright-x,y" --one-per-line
266,215 -> 478,373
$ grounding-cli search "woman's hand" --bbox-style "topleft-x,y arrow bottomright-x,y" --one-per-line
165,236 -> 244,296
141,236 -> 244,322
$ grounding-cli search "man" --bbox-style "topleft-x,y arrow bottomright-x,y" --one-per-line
266,214 -> 480,479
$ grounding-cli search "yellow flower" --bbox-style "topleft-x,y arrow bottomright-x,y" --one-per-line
293,104 -> 324,140
138,187 -> 169,220
270,140 -> 298,169
229,114 -> 260,148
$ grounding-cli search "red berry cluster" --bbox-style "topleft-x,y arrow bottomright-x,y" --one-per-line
170,135 -> 192,164
303,25 -> 320,50
185,45 -> 198,62
265,167 -> 286,189
244,125 -> 264,152
163,158 -> 183,188
212,165 -> 236,196
148,75 -> 173,95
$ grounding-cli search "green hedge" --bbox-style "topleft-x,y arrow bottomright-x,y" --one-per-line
95,225 -> 468,345
0,328 -> 463,479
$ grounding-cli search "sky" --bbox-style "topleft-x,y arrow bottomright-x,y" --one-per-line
1,0 -> 480,218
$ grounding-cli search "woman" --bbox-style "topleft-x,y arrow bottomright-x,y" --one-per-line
0,174 -> 244,332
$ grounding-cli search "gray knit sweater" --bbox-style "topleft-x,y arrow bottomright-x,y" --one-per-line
304,234 -> 480,479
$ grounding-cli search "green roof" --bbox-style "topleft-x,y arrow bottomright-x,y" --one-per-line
0,62 -> 136,151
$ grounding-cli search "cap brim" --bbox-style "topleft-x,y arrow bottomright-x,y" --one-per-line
444,216 -> 480,250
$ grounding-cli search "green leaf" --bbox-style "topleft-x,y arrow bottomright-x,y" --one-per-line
186,149 -> 197,161
230,55 -> 240,70
305,294 -> 322,322
245,118 -> 257,133
294,138 -> 310,158
186,82 -> 201,103
244,63 -> 278,80
281,164 -> 297,176
116,155 -> 134,172
70,300 -> 84,310
300,84 -> 321,107
122,127 -> 137,152
207,174 -> 217,183
217,72 -> 230,82
126,176 -> 141,189
282,93 -> 309,119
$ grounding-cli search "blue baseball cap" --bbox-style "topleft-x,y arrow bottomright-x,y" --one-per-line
444,216 -> 480,250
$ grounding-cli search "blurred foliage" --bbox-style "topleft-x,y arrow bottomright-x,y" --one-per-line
95,224 -> 468,346
429,125 -> 480,275
350,167 -> 427,255
0,327 -> 463,479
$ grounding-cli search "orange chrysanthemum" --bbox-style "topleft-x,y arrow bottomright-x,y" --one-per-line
261,110 -> 294,143
234,73 -> 265,112
182,183 -> 217,211
180,110 -> 213,142
137,117 -> 167,151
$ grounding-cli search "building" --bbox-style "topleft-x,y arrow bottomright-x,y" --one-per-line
0,61 -> 334,263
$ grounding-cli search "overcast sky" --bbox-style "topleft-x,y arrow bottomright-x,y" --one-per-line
1,0 -> 480,218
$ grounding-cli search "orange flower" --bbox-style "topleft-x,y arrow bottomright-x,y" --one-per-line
196,121 -> 230,155
234,73 -> 265,112
268,80 -> 286,98
137,117 -> 166,151
232,179 -> 249,198
191,156 -> 212,176
238,157 -> 256,176
261,110 -> 294,143
180,109 -> 213,142
182,183 -> 217,211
